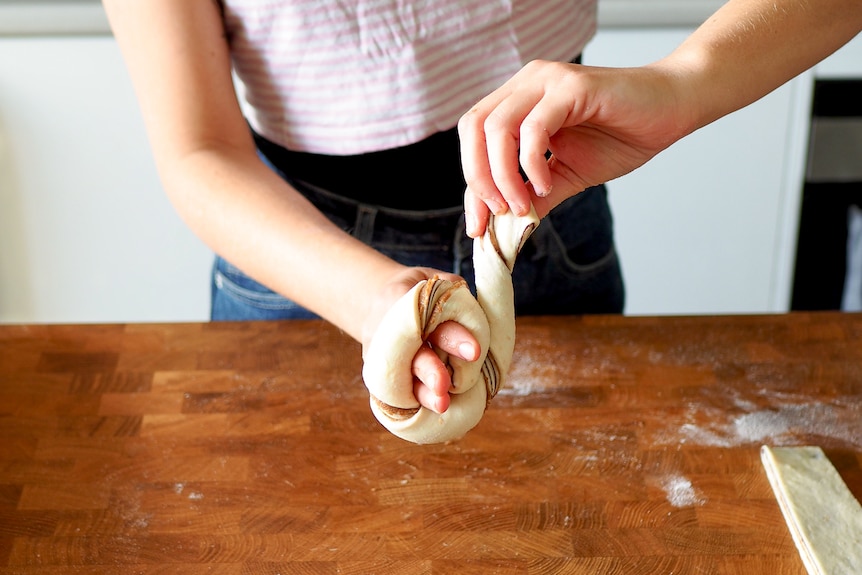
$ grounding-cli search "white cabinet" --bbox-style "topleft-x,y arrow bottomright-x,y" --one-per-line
0,37 -> 214,323
584,28 -> 813,315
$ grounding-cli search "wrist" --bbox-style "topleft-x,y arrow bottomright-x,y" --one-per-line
646,47 -> 729,138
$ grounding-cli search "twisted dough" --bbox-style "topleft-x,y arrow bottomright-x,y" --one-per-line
362,206 -> 539,444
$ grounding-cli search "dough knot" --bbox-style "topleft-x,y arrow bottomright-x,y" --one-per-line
362,206 -> 539,444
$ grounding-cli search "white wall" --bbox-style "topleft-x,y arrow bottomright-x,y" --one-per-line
0,37 -> 213,323
584,28 -> 814,315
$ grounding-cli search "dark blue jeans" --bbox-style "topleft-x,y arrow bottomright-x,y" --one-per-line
212,173 -> 624,320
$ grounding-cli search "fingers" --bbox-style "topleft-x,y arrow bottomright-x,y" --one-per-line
458,111 -> 509,237
461,90 -> 547,237
459,96 -> 532,219
412,320 -> 481,414
463,186 -> 491,238
411,345 -> 451,414
518,92 -> 578,195
460,60 -> 582,235
427,320 -> 481,362
483,108 -> 532,216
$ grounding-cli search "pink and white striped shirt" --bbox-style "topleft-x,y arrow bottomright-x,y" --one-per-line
222,0 -> 597,155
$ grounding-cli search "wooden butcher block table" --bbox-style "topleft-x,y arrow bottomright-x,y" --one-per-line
1,312 -> 860,574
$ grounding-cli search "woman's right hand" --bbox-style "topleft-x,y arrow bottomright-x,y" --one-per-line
361,266 -> 482,415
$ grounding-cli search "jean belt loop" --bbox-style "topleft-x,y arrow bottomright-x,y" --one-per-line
354,205 -> 378,243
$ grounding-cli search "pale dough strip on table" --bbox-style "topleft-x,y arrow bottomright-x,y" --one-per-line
761,445 -> 862,575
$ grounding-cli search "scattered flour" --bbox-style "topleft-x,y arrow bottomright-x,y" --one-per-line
732,403 -> 842,444
661,394 -> 861,450
498,375 -> 545,397
647,388 -> 858,511
662,474 -> 706,508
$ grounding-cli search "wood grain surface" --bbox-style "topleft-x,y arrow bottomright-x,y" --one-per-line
1,313 -> 860,574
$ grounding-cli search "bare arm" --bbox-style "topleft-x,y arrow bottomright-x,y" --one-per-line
662,0 -> 862,132
459,0 -> 862,236
103,0 -> 477,413
102,0 -> 397,338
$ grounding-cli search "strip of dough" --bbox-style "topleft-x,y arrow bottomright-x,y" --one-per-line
362,206 -> 539,444
761,445 -> 862,575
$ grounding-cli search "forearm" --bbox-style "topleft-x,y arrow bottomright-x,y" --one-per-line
103,0 -> 405,341
162,146 -> 403,341
656,0 -> 862,133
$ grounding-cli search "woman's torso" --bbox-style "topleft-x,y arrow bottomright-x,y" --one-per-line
222,0 -> 597,157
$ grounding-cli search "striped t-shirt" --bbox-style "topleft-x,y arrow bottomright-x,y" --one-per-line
222,0 -> 597,156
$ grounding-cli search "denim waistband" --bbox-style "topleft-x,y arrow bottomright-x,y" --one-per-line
289,176 -> 465,240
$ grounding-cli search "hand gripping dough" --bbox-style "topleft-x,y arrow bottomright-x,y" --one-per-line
362,206 -> 539,444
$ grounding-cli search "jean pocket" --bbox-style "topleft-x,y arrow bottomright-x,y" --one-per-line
535,186 -> 616,273
512,186 -> 625,314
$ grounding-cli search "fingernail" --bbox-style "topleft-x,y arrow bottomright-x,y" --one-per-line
536,184 -> 552,198
466,212 -> 478,237
459,341 -> 477,361
486,198 -> 504,214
